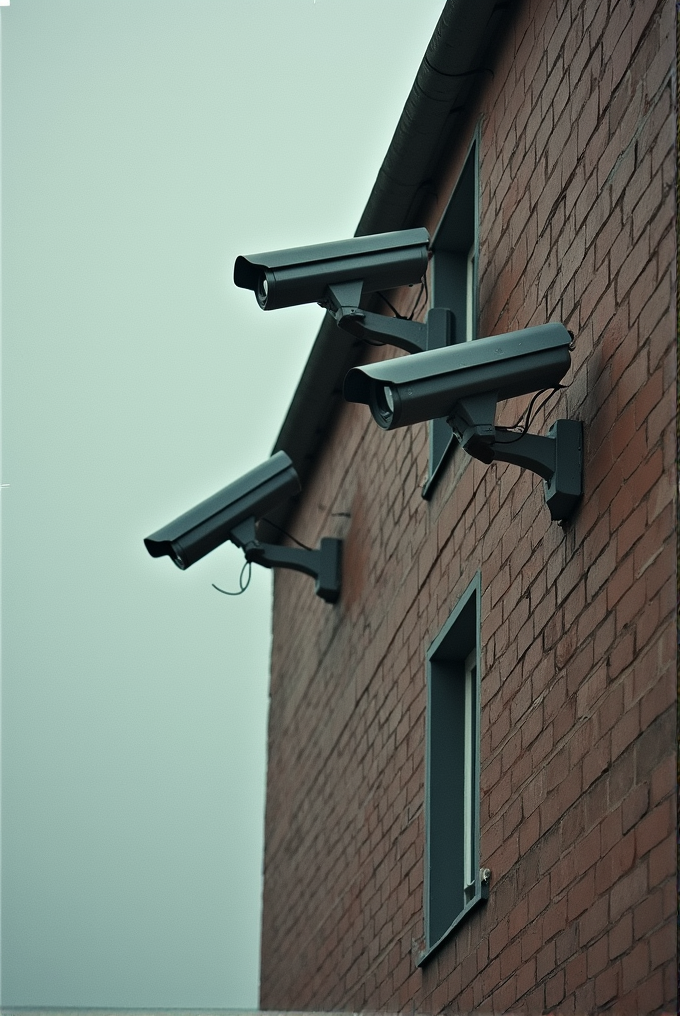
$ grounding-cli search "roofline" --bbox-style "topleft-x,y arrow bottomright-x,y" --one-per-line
260,0 -> 516,543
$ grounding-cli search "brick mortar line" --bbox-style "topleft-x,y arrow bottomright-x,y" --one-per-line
268,446 -> 478,803
478,9 -> 673,322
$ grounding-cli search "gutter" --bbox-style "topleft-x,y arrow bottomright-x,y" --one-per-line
260,0 -> 514,543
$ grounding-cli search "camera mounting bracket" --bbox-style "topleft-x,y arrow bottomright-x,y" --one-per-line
448,395 -> 582,521
229,517 -> 342,603
324,282 -> 453,354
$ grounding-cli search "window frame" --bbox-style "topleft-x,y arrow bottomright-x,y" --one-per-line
421,130 -> 480,500
418,571 -> 487,966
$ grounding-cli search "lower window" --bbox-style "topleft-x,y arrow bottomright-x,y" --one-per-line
420,572 -> 487,963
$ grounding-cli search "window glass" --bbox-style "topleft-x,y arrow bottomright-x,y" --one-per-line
421,573 -> 486,962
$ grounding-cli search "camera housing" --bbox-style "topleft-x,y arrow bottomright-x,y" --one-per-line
344,323 -> 573,430
144,450 -> 300,570
145,453 -> 341,601
234,228 -> 430,312
144,451 -> 343,601
344,322 -> 582,521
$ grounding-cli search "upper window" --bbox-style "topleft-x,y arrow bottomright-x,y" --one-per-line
419,572 -> 487,965
422,135 -> 479,498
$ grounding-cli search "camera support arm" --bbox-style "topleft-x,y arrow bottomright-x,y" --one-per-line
229,517 -> 342,603
324,281 -> 453,354
448,395 -> 583,522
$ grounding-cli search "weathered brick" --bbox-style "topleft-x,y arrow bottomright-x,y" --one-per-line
609,912 -> 633,959
648,834 -> 675,887
621,940 -> 650,994
635,796 -> 673,858
262,1 -> 677,1010
578,894 -> 609,948
610,861 -> 648,924
597,964 -> 622,1011
621,782 -> 649,834
649,922 -> 676,969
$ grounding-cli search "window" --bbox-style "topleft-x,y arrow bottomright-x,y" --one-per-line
420,573 -> 487,964
422,134 -> 479,499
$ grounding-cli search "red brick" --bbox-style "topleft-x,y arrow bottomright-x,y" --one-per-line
595,962 -> 620,1007
662,958 -> 677,1005
648,834 -> 675,887
488,917 -> 509,960
578,894 -> 609,946
635,706 -> 675,781
621,782 -> 649,833
540,765 -> 581,832
650,753 -> 675,806
575,823 -> 601,878
527,873 -> 551,921
609,912 -> 633,959
611,704 -> 640,760
499,936 -> 522,981
567,869 -> 595,921
545,967 -> 565,1008
261,2 -> 678,1007
536,938 -> 556,981
491,973 -> 517,1013
635,797 -> 673,857
621,941 -> 650,994
634,887 -> 666,941
610,861 -> 648,922
515,956 -> 536,1000
555,921 -> 578,965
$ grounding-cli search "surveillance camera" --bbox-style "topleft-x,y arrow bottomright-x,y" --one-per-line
343,323 -> 573,430
233,228 -> 430,312
144,451 -> 344,601
144,450 -> 300,570
345,322 -> 583,521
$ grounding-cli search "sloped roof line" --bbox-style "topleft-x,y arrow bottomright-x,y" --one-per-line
262,0 -> 515,543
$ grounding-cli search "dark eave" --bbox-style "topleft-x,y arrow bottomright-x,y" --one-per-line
260,0 -> 515,543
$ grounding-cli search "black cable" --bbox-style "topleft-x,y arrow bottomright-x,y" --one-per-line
369,272 -> 428,341
261,517 -> 313,551
489,384 -> 565,445
375,270 -> 429,326
522,385 -> 565,432
376,291 -> 406,319
494,394 -> 542,443
496,388 -> 548,435
212,559 -> 252,596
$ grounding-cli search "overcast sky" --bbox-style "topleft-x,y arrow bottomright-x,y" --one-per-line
1,1 -> 445,1007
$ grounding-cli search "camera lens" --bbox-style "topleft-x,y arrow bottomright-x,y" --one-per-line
375,384 -> 395,425
256,274 -> 269,308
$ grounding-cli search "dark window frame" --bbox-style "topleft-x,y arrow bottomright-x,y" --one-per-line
421,130 -> 480,500
418,571 -> 487,966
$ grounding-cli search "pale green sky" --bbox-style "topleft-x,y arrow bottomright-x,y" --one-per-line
1,1 -> 445,1006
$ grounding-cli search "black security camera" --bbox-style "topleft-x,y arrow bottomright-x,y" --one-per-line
234,228 -> 430,312
344,323 -> 582,521
144,451 -> 300,570
144,451 -> 342,602
344,324 -> 573,430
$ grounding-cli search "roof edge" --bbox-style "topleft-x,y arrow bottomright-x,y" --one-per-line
260,0 -> 516,544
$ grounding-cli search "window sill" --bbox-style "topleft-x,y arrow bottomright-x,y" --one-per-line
416,882 -> 489,967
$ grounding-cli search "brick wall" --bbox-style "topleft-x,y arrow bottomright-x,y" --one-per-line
260,0 -> 677,1011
